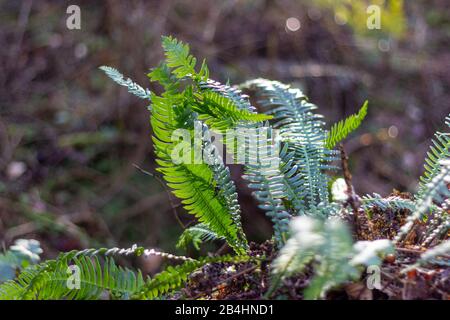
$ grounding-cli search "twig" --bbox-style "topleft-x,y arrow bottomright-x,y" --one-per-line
133,163 -> 185,229
339,144 -> 361,233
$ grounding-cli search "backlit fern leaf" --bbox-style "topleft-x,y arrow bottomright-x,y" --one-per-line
0,255 -> 144,300
151,94 -> 246,255
361,193 -> 416,212
325,101 -> 368,149
242,124 -> 291,245
161,35 -> 209,80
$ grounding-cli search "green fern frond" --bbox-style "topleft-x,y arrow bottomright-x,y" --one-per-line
416,113 -> 450,200
99,66 -> 152,101
279,143 -> 307,213
361,193 -> 416,212
325,101 -> 368,149
242,124 -> 291,246
0,254 -> 144,300
161,36 -> 209,80
177,223 -> 223,251
200,122 -> 248,249
151,94 -> 246,255
193,91 -> 271,131
395,159 -> 450,244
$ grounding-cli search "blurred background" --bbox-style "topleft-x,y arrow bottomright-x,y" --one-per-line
0,0 -> 449,269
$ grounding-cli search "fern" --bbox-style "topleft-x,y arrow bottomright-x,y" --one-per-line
243,79 -> 336,212
161,36 -> 209,80
194,91 -> 271,131
416,239 -> 450,267
151,93 -> 246,254
395,159 -> 450,244
0,239 -> 43,284
0,253 -> 144,300
270,216 -> 393,299
99,66 -> 152,101
199,122 -> 248,248
416,113 -> 450,200
325,101 -> 368,149
242,124 -> 291,246
176,223 -> 223,251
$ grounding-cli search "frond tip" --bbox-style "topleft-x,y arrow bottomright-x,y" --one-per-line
99,66 -> 152,101
325,100 -> 368,149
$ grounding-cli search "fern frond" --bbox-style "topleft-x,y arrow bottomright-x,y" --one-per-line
417,240 -> 450,267
161,36 -> 208,80
403,240 -> 450,272
325,101 -> 368,149
99,66 -> 152,101
243,79 -> 335,212
242,124 -> 291,246
151,94 -> 246,255
177,223 -> 223,251
193,91 -> 271,131
0,255 -> 144,300
61,244 -> 192,262
361,193 -> 416,211
200,122 -> 248,249
147,62 -> 180,95
416,113 -> 450,200
395,159 -> 450,244
421,215 -> 449,247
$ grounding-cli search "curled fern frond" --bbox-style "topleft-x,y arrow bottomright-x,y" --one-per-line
177,223 -> 223,251
243,79 -> 336,212
99,66 -> 152,101
325,101 -> 368,149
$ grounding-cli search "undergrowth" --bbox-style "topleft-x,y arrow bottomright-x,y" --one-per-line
1,37 -> 448,300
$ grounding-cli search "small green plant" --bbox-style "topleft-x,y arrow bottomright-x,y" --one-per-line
1,37 -> 448,300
